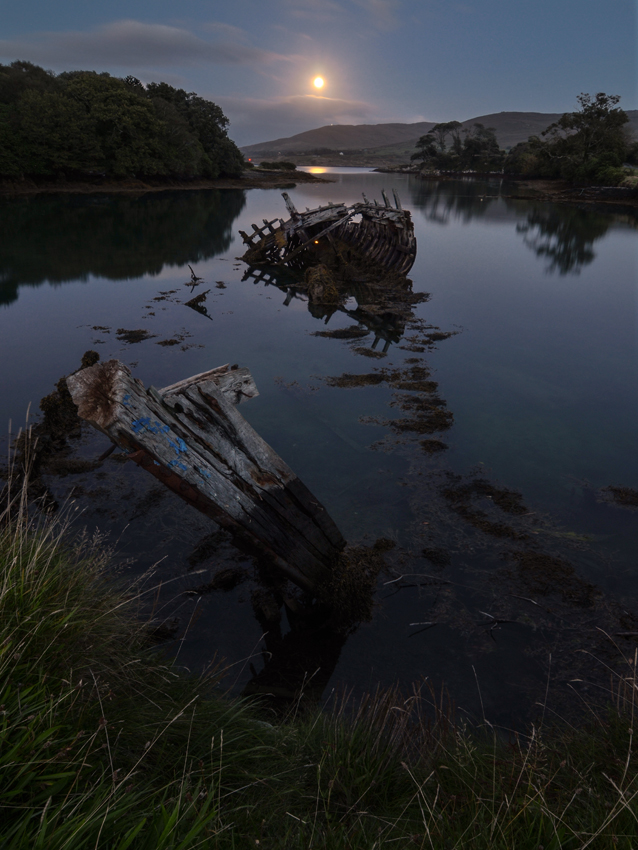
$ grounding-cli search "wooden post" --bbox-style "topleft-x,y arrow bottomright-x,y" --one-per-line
66,360 -> 346,594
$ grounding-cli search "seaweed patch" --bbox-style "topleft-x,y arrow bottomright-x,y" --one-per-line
440,476 -> 528,539
508,551 -> 598,608
311,325 -> 370,340
420,439 -> 448,454
116,328 -> 157,344
599,485 -> 638,510
326,372 -> 386,388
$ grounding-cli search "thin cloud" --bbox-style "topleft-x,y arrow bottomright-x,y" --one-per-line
349,0 -> 402,30
200,22 -> 251,41
278,0 -> 401,34
0,20 -> 292,69
279,0 -> 347,24
215,92 -> 379,145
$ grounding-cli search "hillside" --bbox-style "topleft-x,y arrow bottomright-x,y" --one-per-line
241,122 -> 437,155
241,110 -> 638,160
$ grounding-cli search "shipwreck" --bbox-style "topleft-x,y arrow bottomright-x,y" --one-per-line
240,190 -> 416,276
239,189 -> 423,354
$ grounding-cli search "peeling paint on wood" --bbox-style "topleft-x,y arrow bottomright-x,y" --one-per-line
67,360 -> 346,593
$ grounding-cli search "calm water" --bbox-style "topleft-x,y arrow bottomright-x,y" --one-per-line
1,171 -> 636,725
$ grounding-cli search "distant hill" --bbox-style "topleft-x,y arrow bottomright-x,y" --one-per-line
241,110 -> 638,158
241,122 -> 437,155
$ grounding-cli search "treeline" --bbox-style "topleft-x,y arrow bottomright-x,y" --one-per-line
411,121 -> 504,173
0,60 -> 245,180
412,93 -> 638,184
505,93 -> 636,184
256,160 -> 297,170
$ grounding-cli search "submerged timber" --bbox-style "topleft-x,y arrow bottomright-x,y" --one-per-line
240,190 -> 416,276
67,360 -> 346,594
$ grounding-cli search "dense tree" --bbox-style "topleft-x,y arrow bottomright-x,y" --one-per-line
10,87 -> 103,175
146,82 -> 244,178
461,123 -> 503,171
411,131 -> 438,165
430,121 -> 463,154
0,61 -> 244,180
0,60 -> 58,104
504,93 -> 632,185
411,122 -> 504,172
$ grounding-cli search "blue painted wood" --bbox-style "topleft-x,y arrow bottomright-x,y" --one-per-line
67,360 -> 346,593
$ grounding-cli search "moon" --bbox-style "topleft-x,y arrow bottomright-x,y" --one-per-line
313,76 -> 324,89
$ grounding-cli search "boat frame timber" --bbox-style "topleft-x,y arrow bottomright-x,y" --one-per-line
66,360 -> 346,595
240,190 -> 416,276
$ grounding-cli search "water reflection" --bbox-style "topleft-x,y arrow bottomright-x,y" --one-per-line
407,177 -> 620,275
242,264 -> 428,352
516,205 -> 611,274
1,175 -> 634,722
244,594 -> 347,706
408,177 -> 501,224
0,189 -> 246,305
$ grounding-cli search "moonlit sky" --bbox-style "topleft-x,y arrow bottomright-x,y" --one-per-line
1,0 -> 635,146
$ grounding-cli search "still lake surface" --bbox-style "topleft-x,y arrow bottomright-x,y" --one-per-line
1,169 -> 636,725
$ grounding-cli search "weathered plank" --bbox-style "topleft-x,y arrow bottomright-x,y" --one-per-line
67,360 -> 346,593
161,363 -> 258,406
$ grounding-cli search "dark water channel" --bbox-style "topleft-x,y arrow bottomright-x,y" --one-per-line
1,170 -> 637,727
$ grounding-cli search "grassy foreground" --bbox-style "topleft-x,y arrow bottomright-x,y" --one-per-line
2,478 -> 638,848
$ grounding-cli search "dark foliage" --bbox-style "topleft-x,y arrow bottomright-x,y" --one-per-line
503,93 -> 632,185
411,121 -> 504,172
0,61 -> 244,180
258,160 -> 297,170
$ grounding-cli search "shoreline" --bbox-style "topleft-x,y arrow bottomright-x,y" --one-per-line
0,168 -> 333,197
2,169 -> 635,209
409,173 -> 638,208
510,177 -> 638,207
3,492 -> 638,848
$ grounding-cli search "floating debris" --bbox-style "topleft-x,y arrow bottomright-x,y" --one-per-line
188,264 -> 203,285
185,289 -> 212,320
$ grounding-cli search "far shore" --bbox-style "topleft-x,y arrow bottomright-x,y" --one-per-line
378,170 -> 638,208
0,168 -> 334,197
1,168 -> 636,209
499,177 -> 638,207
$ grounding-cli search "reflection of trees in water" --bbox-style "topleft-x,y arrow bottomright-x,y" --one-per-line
407,177 -> 501,224
408,176 -> 621,276
0,189 -> 246,305
516,205 -> 611,275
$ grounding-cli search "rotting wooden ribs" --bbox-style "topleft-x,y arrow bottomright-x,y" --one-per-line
239,190 -> 416,276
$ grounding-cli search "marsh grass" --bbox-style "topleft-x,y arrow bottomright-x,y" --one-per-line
0,446 -> 286,848
2,443 -> 638,847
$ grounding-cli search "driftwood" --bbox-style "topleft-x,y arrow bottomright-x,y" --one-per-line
66,360 -> 346,593
240,191 -> 416,275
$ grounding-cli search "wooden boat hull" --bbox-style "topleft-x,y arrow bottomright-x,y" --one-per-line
240,190 -> 416,276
